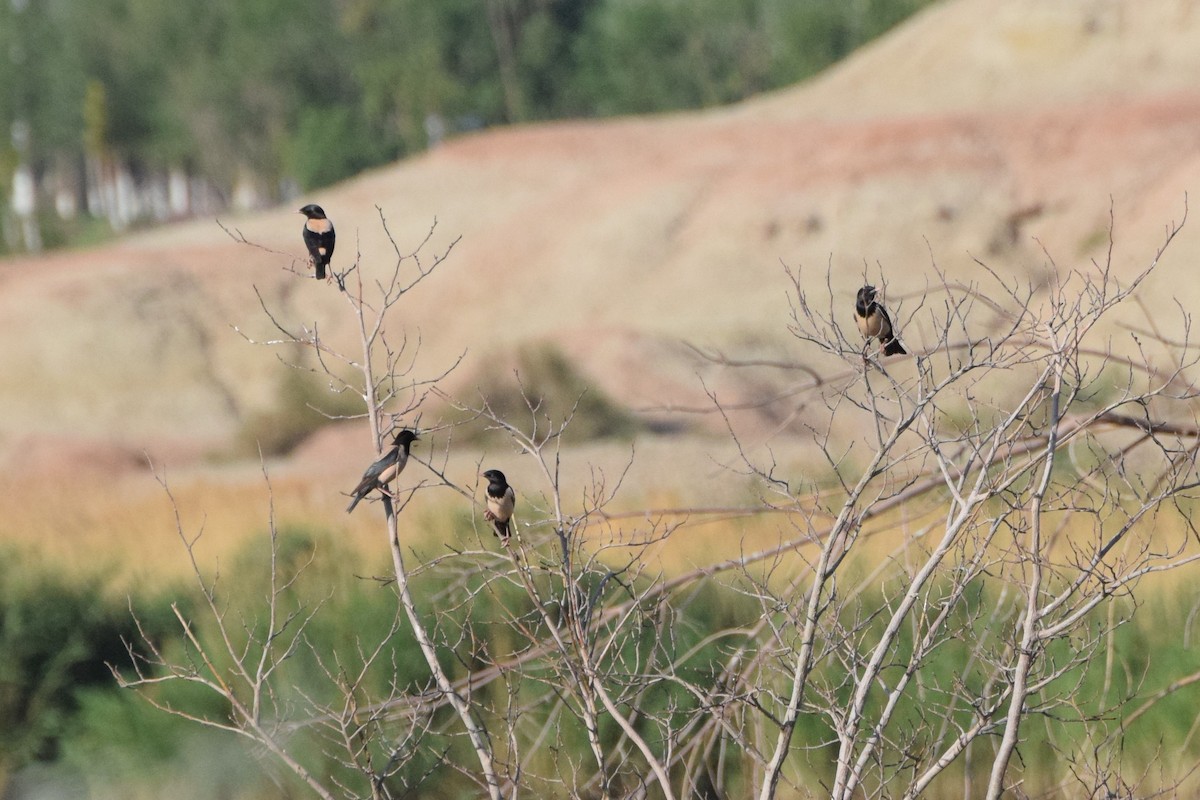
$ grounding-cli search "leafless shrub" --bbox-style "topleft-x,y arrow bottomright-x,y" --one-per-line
116,205 -> 1200,799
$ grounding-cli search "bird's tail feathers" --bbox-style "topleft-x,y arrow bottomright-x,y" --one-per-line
316,262 -> 327,280
346,494 -> 362,513
883,337 -> 907,356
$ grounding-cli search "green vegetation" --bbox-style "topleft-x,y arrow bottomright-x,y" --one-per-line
0,0 -> 939,249
0,550 -> 181,786
3,528 -> 1200,798
466,343 -> 641,442
235,364 -> 363,457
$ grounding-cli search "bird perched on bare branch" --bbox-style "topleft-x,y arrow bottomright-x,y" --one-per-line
855,285 -> 906,356
481,469 -> 516,543
299,203 -> 335,280
346,429 -> 418,513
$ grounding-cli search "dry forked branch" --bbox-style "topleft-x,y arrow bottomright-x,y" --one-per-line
121,202 -> 1200,800
329,211 -> 502,800
335,230 -> 1199,795
114,466 -> 339,800
719,206 -> 1200,799
441,382 -> 685,800
120,212 -> 506,800
319,213 -> 509,800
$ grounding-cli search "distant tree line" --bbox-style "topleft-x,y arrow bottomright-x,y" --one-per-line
0,0 -> 935,250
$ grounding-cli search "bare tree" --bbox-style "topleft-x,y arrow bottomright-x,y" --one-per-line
119,211 -> 503,800
116,206 -> 1200,799
726,208 -> 1200,799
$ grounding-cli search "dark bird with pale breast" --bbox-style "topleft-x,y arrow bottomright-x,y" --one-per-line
299,203 -> 335,280
345,429 -> 418,513
854,285 -> 906,356
481,469 -> 516,543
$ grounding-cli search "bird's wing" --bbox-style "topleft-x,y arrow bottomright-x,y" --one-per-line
302,230 -> 327,263
314,230 -> 334,260
350,452 -> 395,494
876,305 -> 895,336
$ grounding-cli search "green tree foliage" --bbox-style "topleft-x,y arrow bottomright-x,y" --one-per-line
0,552 -> 180,778
467,343 -> 642,443
0,0 -> 937,211
1,1 -> 85,158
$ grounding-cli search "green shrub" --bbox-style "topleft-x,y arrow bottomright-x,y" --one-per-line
235,365 -> 362,457
465,343 -> 641,443
0,550 -> 181,779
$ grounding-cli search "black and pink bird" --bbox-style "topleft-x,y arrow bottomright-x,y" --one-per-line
345,430 -> 418,513
299,203 -> 335,280
481,469 -> 516,543
854,285 -> 906,356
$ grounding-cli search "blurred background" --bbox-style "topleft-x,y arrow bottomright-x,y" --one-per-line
4,0 -> 1200,797
0,0 -> 933,248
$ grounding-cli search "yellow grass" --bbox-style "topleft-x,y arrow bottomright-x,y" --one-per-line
0,471 -> 365,589
5,452 -> 1196,607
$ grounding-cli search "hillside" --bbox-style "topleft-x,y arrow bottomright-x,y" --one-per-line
2,0 -> 1199,501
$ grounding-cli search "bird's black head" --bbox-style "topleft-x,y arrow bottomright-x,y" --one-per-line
393,429 -> 419,447
481,469 -> 507,486
859,284 -> 878,311
298,203 -> 326,219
